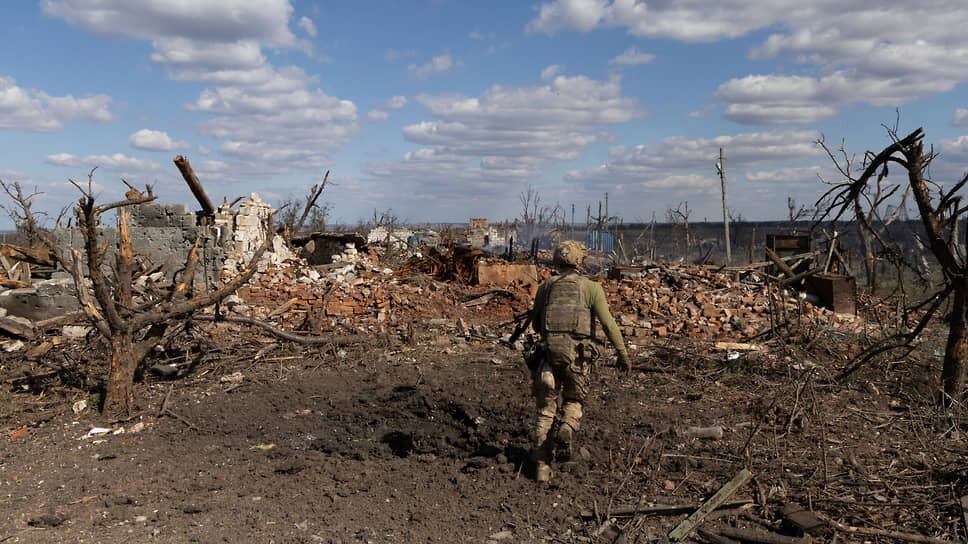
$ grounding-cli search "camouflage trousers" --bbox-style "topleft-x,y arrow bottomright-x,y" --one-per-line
531,333 -> 595,463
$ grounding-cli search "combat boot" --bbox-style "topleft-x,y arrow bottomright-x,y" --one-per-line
535,461 -> 552,482
555,423 -> 574,461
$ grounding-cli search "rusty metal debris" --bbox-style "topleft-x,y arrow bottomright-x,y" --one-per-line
396,244 -> 485,283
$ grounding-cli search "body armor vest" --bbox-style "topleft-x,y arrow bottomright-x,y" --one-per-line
542,273 -> 592,337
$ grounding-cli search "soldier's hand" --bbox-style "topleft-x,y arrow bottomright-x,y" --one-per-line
617,353 -> 631,374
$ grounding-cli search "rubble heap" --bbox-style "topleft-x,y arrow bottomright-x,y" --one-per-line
232,260 -> 863,345
606,265 -> 863,347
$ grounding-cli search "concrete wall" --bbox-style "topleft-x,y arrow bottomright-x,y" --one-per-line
50,223 -> 224,293
0,194 -> 295,322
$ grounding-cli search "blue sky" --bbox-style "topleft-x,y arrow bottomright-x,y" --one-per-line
2,0 -> 967,228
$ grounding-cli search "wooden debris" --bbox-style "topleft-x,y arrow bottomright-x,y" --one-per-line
267,297 -> 300,318
817,512 -> 955,544
713,342 -> 763,351
960,496 -> 968,541
765,248 -> 797,279
396,245 -> 484,283
717,526 -> 809,544
780,503 -> 823,534
668,468 -> 752,540
1,243 -> 55,267
194,314 -> 382,345
579,499 -> 753,520
461,289 -> 512,307
0,315 -> 35,339
173,155 -> 215,219
697,528 -> 741,544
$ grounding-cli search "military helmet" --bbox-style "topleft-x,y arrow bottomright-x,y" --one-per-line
553,240 -> 587,268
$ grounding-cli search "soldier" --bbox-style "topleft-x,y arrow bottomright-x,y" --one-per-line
529,240 -> 630,482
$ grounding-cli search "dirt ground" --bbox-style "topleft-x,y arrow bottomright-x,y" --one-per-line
3,301 -> 968,543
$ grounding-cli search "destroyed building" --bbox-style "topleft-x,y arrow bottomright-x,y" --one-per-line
0,194 -> 294,322
464,218 -> 514,251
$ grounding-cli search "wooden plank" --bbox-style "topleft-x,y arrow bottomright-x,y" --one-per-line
765,248 -> 796,278
0,255 -> 14,276
668,468 -> 752,541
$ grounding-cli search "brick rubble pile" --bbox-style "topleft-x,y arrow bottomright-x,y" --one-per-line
233,259 -> 864,343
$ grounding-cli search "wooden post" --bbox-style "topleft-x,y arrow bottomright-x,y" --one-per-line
604,191 -> 609,234
719,148 -> 732,265
749,227 -> 756,265
173,155 -> 216,219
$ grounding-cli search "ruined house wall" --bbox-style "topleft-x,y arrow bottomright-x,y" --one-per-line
50,219 -> 224,293
52,195 -> 291,292
2,195 -> 293,322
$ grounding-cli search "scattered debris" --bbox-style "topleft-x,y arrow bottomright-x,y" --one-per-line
81,427 -> 112,439
668,468 -> 752,540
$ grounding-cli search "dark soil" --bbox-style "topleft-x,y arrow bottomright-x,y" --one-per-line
2,321 -> 968,543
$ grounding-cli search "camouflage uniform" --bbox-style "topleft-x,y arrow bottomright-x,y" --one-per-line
529,241 -> 629,481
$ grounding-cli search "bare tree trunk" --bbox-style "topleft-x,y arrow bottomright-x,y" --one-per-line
853,195 -> 877,292
104,330 -> 163,414
943,281 -> 968,402
105,334 -> 138,415
861,232 -> 876,293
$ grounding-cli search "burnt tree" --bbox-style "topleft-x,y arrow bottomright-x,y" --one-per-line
73,185 -> 271,414
818,128 -> 968,403
3,169 -> 273,416
818,136 -> 909,293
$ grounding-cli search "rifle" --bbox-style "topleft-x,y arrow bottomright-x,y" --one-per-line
504,310 -> 532,346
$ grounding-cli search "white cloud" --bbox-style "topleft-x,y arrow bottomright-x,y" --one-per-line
923,135 -> 968,182
528,1 -> 968,125
42,0 -> 300,47
198,145 -> 212,155
468,30 -> 483,40
197,160 -> 229,173
955,108 -> 968,128
408,53 -> 458,79
47,0 -> 360,178
717,75 -> 841,125
386,95 -> 407,110
366,109 -> 389,122
0,76 -> 112,132
745,166 -> 823,186
45,152 -> 160,171
567,129 -> 822,187
526,0 -> 610,36
297,16 -> 317,38
129,129 -> 189,151
368,74 -> 645,195
941,136 -> 968,160
607,47 -> 654,69
149,38 -> 265,70
540,65 -> 562,81
526,0 -> 774,41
